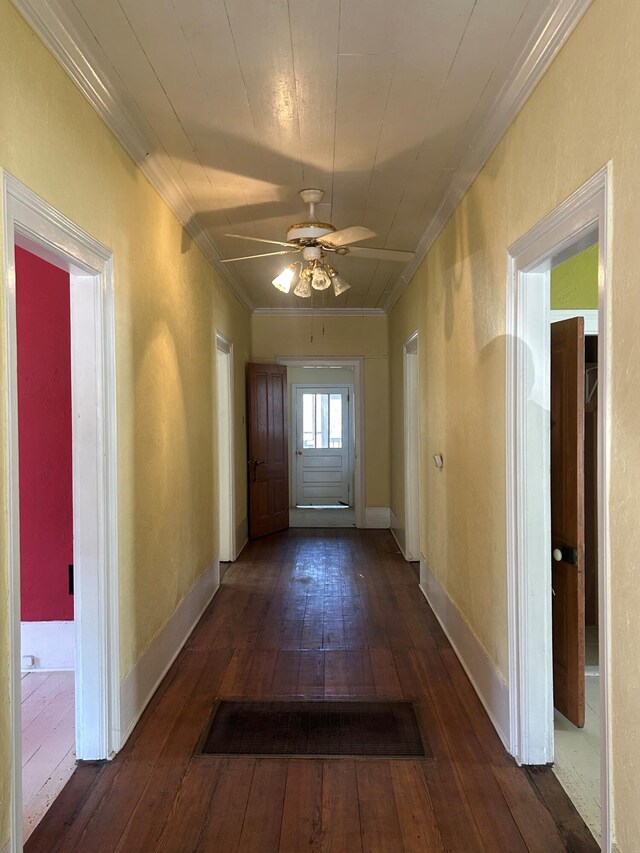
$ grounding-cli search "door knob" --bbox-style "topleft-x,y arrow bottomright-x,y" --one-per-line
296,450 -> 302,456
552,546 -> 579,565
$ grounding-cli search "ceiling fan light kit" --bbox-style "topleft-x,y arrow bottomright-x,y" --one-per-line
271,263 -> 299,293
223,188 -> 415,300
293,276 -> 312,298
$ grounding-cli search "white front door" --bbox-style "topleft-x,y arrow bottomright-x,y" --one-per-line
294,386 -> 351,507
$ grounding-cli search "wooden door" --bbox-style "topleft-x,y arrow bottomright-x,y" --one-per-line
294,386 -> 351,507
247,363 -> 289,538
551,318 -> 586,727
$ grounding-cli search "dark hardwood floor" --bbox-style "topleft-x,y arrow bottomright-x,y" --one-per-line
27,529 -> 598,852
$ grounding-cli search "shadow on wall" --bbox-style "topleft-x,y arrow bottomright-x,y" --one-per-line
126,249 -> 216,671
427,141 -> 506,348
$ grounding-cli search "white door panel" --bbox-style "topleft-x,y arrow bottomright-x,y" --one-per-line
294,386 -> 351,507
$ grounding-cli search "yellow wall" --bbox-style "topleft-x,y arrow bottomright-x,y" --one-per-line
388,0 -> 640,845
0,2 -> 250,843
251,314 -> 390,507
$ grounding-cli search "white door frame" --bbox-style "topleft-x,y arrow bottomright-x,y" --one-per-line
506,166 -> 611,848
276,357 -> 365,528
215,331 -> 235,561
403,332 -> 420,560
292,383 -> 353,507
2,172 -> 120,852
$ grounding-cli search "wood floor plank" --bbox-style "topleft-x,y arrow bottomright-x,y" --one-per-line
154,760 -> 224,853
324,651 -> 350,696
114,648 -> 232,852
356,761 -> 404,852
298,651 -> 325,697
279,760 -> 323,852
21,672 -> 53,703
494,765 -> 567,853
194,758 -> 256,852
525,766 -> 600,852
321,760 -> 362,853
271,650 -> 302,696
28,530 -> 594,853
244,650 -> 278,697
389,760 -> 444,852
55,649 -> 213,852
237,759 -> 288,852
369,649 -> 403,699
346,650 -> 376,696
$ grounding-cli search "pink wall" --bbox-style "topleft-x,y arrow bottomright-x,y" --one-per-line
16,246 -> 74,622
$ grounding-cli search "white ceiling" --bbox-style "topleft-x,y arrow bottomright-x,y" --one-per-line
17,0 -> 587,312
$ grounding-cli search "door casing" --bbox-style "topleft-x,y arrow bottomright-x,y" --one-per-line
506,166 -> 611,849
292,384 -> 353,508
2,172 -> 120,853
276,357 -> 365,528
215,332 -> 235,561
403,332 -> 420,561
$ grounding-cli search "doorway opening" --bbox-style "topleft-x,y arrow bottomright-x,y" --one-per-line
215,332 -> 235,562
15,246 -> 77,843
277,358 -> 364,528
549,236 -> 600,837
291,381 -> 354,526
403,332 -> 420,561
3,173 -> 120,852
506,167 -> 610,848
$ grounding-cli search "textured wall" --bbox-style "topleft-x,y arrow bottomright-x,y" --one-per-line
0,1 -> 250,843
551,243 -> 598,309
251,314 -> 390,507
388,0 -> 640,845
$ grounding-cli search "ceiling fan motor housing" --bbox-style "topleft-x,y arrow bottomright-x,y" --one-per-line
286,221 -> 336,245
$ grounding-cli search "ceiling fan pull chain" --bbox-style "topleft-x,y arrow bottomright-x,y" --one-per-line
322,290 -> 326,336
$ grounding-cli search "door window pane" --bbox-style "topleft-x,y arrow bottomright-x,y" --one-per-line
302,393 -> 316,447
329,394 -> 342,447
301,391 -> 343,449
316,394 -> 329,448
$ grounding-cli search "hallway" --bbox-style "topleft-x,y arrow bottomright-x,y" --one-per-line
26,530 -> 595,852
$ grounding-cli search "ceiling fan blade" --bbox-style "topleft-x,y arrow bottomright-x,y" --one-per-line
347,245 -> 415,262
221,249 -> 301,263
319,226 -> 377,248
225,233 -> 294,248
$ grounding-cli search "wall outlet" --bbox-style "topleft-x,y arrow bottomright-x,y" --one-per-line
22,654 -> 35,669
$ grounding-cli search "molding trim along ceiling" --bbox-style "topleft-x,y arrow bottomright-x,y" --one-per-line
12,0 -> 592,316
252,307 -> 385,317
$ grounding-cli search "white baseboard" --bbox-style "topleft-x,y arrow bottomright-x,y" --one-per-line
21,620 -> 74,670
389,509 -> 408,558
119,558 -> 220,747
419,555 -> 510,750
363,506 -> 391,528
235,517 -> 248,559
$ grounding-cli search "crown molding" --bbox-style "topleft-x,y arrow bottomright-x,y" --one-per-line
12,0 -> 591,318
11,0 -> 254,313
382,0 -> 594,314
252,307 -> 386,317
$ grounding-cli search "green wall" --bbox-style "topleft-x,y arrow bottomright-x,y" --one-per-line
550,243 -> 598,309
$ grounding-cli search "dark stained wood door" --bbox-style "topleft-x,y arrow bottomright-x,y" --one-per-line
551,318 -> 585,728
247,363 -> 289,538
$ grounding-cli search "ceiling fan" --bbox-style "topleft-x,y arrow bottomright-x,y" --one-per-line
221,188 -> 415,298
